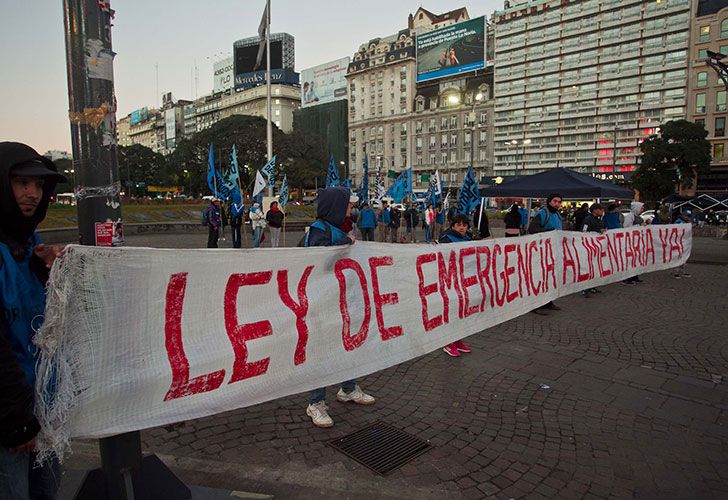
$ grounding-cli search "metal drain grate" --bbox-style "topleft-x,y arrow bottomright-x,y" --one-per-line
328,421 -> 432,475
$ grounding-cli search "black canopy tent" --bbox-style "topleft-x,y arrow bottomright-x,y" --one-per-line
480,168 -> 634,200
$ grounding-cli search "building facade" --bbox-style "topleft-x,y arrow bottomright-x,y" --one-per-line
347,7 -> 496,191
688,0 -> 728,194
116,85 -> 300,154
293,100 -> 348,172
493,0 -> 691,176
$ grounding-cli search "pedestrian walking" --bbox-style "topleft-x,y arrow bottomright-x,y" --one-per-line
0,142 -> 65,498
265,201 -> 285,248
249,202 -> 266,248
504,203 -> 522,237
303,187 -> 375,428
438,214 -> 474,357
357,203 -> 376,241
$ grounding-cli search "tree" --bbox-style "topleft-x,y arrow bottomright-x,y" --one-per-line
117,144 -> 167,195
276,129 -> 328,190
632,119 -> 711,202
166,115 -> 327,197
167,115 -> 283,197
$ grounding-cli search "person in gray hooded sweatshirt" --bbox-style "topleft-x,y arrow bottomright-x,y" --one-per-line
303,187 -> 376,428
622,201 -> 645,284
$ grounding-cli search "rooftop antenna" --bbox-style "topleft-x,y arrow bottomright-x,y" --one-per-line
155,63 -> 159,108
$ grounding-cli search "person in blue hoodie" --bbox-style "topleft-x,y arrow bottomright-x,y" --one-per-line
304,187 -> 375,428
356,202 -> 376,241
0,142 -> 65,498
438,214 -> 474,356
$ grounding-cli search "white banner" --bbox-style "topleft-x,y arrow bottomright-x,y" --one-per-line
35,225 -> 691,457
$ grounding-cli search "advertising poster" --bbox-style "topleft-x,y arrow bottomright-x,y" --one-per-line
416,16 -> 486,83
213,56 -> 234,93
300,57 -> 350,107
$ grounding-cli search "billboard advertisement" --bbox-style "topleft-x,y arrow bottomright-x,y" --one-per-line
234,40 -> 283,75
300,57 -> 350,108
234,68 -> 299,90
213,56 -> 234,93
130,107 -> 149,126
416,16 -> 486,83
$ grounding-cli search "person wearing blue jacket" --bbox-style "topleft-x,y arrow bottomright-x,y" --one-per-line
438,214 -> 474,356
603,203 -> 622,230
357,203 -> 376,241
0,142 -> 65,498
529,193 -> 564,314
304,187 -> 375,428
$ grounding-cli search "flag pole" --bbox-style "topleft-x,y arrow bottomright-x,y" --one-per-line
266,0 -> 273,197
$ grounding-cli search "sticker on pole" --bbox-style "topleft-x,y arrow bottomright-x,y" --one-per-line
95,221 -> 124,247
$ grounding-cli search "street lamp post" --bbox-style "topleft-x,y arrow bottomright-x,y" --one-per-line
470,92 -> 484,173
508,138 -> 530,175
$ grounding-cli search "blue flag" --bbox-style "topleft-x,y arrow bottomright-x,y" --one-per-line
341,179 -> 351,192
207,144 -> 217,196
278,175 -> 289,207
385,167 -> 412,203
359,154 -> 369,204
456,167 -> 480,214
261,155 -> 277,187
216,144 -> 242,204
326,154 -> 340,187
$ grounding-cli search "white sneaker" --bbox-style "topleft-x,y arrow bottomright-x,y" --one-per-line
336,385 -> 376,405
306,401 -> 334,428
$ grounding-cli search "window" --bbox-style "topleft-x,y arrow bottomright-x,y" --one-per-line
698,49 -> 708,59
721,45 -> 728,57
696,93 -> 706,113
450,151 -> 457,162
714,143 -> 724,159
450,115 -> 458,128
697,71 -> 708,87
716,117 -> 726,137
440,152 -> 447,164
699,26 -> 710,43
722,19 -> 728,38
717,91 -> 727,111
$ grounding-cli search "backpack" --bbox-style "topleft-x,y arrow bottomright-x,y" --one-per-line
201,207 -> 211,226
297,219 -> 333,247
527,209 -> 550,234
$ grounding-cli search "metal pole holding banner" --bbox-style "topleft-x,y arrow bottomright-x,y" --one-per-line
63,1 -> 189,497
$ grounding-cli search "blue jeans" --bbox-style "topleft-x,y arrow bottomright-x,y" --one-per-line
0,447 -> 60,499
309,379 -> 356,404
254,227 -> 263,248
425,225 -> 433,243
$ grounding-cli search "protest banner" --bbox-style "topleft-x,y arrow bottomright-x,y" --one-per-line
35,225 -> 691,459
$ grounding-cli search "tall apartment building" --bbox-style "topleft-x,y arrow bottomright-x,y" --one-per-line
346,28 -> 418,187
688,0 -> 728,194
347,7 -> 494,190
493,0 -> 691,176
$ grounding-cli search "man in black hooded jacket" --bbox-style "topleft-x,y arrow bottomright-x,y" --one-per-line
0,142 -> 65,498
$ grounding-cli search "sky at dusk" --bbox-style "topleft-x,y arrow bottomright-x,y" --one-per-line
0,1 -> 504,153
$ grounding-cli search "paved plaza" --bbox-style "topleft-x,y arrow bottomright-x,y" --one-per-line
60,233 -> 728,499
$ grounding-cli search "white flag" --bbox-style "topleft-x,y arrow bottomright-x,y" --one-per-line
253,170 -> 267,197
434,170 -> 442,196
